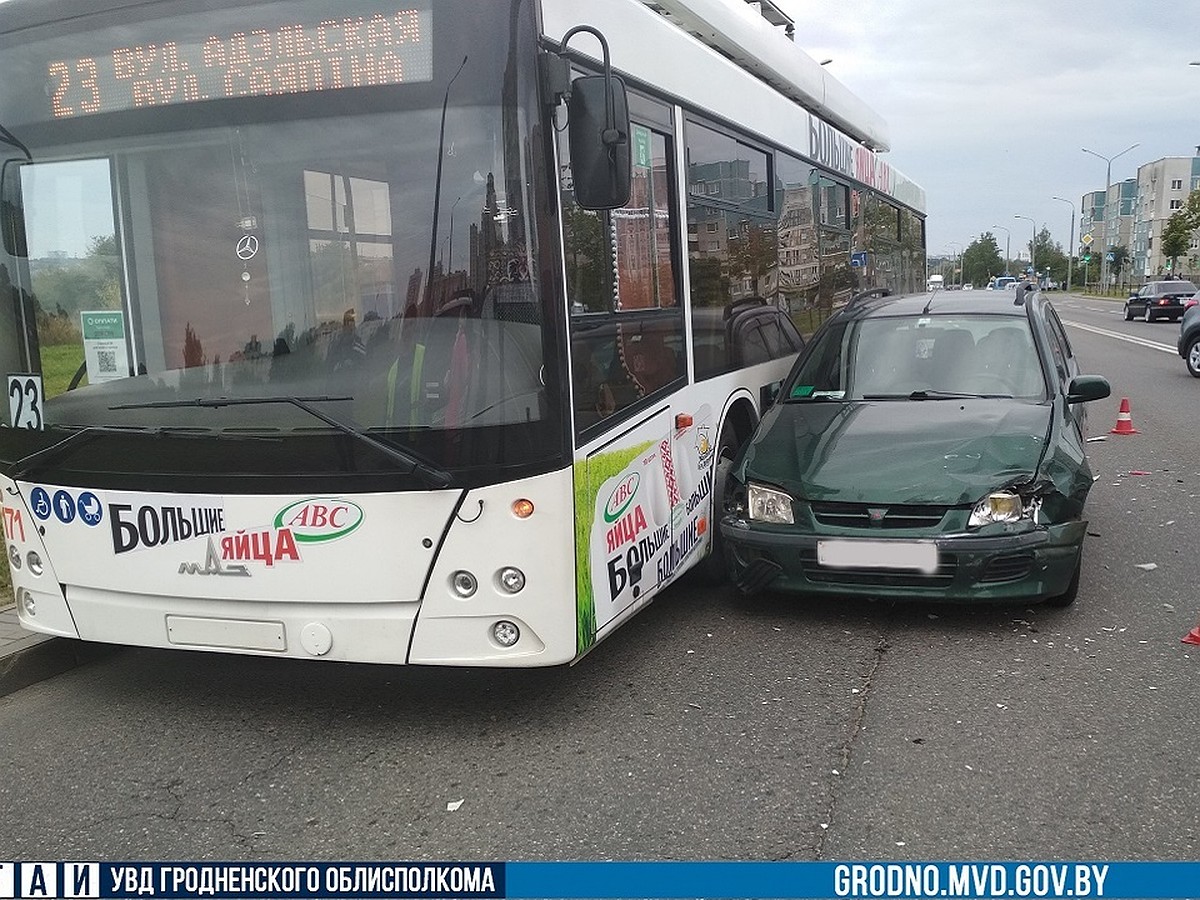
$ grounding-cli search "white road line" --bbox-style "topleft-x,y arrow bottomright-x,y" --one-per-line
1060,318 -> 1177,355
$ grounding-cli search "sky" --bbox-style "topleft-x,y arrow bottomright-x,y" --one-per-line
774,0 -> 1200,261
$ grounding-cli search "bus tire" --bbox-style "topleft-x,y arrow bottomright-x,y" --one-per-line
698,434 -> 738,583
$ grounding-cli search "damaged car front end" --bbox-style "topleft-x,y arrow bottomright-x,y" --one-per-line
720,291 -> 1110,606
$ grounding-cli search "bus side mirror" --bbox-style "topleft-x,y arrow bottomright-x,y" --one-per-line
567,74 -> 631,210
557,25 -> 631,211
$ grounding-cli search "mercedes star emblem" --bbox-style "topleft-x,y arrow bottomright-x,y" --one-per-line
235,234 -> 260,260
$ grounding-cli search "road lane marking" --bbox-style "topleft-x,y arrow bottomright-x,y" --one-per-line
1060,319 -> 1177,354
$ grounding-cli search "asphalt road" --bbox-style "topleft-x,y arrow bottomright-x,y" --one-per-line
1,291 -> 1198,861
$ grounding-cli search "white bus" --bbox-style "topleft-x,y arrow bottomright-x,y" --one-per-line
0,0 -> 926,666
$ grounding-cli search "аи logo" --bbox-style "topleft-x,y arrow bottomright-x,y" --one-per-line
274,498 -> 363,543
603,472 -> 640,524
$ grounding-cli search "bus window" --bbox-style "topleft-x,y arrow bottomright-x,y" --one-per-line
563,108 -> 683,436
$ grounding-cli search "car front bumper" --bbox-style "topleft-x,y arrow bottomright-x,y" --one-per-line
720,518 -> 1086,603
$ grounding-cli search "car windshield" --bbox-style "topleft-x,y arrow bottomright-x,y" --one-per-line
785,313 -> 1047,401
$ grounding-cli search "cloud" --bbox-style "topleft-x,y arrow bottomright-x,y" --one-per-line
777,0 -> 1200,254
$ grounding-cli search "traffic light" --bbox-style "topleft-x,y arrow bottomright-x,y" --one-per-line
1083,253 -> 1092,263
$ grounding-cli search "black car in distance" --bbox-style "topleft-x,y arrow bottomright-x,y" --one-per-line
1124,280 -> 1198,322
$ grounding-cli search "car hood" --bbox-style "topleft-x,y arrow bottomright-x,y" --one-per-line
741,400 -> 1052,506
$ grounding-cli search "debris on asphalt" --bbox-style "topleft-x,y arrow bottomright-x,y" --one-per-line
1135,562 -> 1159,571
1128,470 -> 1152,476
1086,436 -> 1107,443
446,799 -> 464,812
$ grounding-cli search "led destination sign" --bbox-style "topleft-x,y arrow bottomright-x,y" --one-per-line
45,4 -> 433,120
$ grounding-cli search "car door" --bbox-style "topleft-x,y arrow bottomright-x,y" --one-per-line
1043,304 -> 1088,436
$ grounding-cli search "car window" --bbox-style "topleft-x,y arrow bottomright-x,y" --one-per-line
786,314 -> 1046,401
1045,305 -> 1074,359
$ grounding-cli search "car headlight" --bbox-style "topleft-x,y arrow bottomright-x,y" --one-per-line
968,491 -> 1033,527
748,483 -> 794,524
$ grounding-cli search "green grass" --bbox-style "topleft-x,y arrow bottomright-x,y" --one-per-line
40,343 -> 86,399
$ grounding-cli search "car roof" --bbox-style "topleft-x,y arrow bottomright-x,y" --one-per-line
839,290 -> 1037,321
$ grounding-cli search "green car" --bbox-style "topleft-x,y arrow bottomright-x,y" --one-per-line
720,288 -> 1110,606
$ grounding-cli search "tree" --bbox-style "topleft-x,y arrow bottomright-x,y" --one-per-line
1030,227 -> 1067,285
962,233 -> 1003,285
1162,212 -> 1191,274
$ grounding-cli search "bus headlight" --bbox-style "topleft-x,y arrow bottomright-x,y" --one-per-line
492,620 -> 520,647
26,551 -> 43,576
8,544 -> 21,569
18,588 -> 35,617
498,567 -> 526,594
451,570 -> 478,597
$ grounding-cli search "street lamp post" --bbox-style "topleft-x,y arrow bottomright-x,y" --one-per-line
1050,196 -> 1076,292
1082,143 -> 1140,293
991,224 -> 1011,277
1014,215 -> 1036,281
947,242 -> 961,287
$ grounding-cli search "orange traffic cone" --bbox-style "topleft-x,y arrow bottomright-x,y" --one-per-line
1183,621 -> 1200,646
1110,398 -> 1139,435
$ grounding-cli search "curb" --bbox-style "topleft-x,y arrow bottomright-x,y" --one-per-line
0,635 -> 120,698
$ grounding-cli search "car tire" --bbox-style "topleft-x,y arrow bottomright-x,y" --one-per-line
1144,305 -> 1154,322
1124,304 -> 1134,321
1043,552 -> 1081,608
1187,336 -> 1200,378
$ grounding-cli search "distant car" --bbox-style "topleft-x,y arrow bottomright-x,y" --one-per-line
993,276 -> 1016,291
1124,280 -> 1198,322
962,283 -> 973,291
720,288 -> 1111,607
1178,304 -> 1200,377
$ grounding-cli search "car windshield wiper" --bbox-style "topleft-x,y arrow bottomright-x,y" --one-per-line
109,395 -> 453,489
861,390 -> 996,400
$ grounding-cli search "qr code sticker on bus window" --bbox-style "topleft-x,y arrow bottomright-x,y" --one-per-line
97,349 -> 118,373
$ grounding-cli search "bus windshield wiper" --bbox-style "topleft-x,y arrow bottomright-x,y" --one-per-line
109,395 -> 454,489
7,425 -> 147,481
0,122 -> 32,161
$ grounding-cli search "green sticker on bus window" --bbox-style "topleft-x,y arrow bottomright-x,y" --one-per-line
790,384 -> 815,398
634,125 -> 651,168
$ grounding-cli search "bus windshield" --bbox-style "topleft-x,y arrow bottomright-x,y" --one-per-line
0,0 -> 562,487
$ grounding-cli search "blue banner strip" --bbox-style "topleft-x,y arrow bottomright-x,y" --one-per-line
505,861 -> 1200,899
3,860 -> 1200,899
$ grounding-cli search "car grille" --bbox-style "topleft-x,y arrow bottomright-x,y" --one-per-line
809,501 -> 948,529
979,552 -> 1035,583
800,548 -> 957,588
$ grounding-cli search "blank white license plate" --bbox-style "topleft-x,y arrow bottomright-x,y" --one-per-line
817,539 -> 939,573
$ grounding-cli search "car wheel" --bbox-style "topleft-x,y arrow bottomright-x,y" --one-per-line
697,431 -> 738,584
1187,336 -> 1200,378
1144,305 -> 1154,322
1043,552 -> 1081,608
1124,304 -> 1134,321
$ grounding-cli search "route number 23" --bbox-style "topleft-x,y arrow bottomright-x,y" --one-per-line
7,375 -> 45,430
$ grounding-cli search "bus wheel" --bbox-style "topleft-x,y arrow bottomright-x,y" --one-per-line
698,432 -> 738,583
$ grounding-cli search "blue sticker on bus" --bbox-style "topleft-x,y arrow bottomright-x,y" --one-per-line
77,492 -> 103,526
29,487 -> 51,520
52,490 -> 76,523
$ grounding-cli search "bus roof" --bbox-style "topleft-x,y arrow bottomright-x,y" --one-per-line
633,0 -> 889,152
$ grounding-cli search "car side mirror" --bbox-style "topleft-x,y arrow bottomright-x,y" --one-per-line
1066,374 -> 1111,404
761,380 -> 782,408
